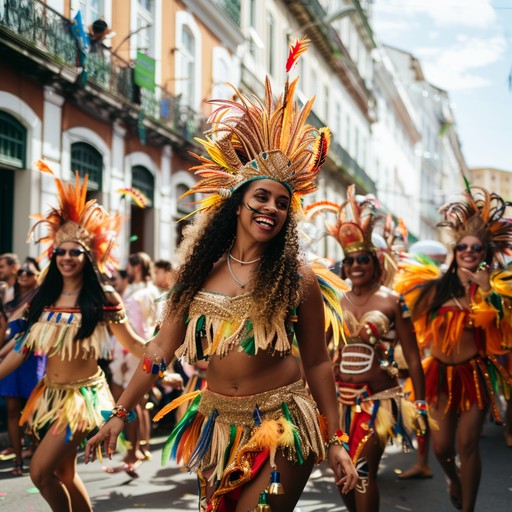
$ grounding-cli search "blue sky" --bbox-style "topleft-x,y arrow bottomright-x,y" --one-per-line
372,0 -> 512,170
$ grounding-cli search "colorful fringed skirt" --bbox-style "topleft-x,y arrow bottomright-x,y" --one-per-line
19,367 -> 114,442
337,382 -> 417,464
154,380 -> 327,512
423,355 -> 512,423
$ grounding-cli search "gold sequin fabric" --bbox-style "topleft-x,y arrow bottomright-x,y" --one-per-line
175,290 -> 291,363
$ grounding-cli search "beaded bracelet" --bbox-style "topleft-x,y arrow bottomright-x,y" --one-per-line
414,400 -> 429,416
107,405 -> 135,423
326,429 -> 350,452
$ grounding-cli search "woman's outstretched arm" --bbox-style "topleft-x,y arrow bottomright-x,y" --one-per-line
84,310 -> 186,463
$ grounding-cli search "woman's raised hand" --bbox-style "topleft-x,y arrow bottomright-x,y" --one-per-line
84,416 -> 125,464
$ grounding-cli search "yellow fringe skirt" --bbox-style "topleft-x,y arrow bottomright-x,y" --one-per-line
19,368 -> 114,442
154,380 -> 327,512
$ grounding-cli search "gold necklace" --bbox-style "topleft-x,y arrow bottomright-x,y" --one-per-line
347,283 -> 379,307
227,253 -> 251,288
228,252 -> 261,265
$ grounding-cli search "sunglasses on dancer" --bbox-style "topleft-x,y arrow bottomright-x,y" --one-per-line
17,268 -> 36,277
455,243 -> 484,254
342,254 -> 372,266
53,248 -> 87,257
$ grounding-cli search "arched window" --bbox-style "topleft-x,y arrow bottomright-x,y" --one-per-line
180,26 -> 195,107
71,142 -> 103,190
132,165 -> 154,207
130,165 -> 155,254
0,111 -> 26,169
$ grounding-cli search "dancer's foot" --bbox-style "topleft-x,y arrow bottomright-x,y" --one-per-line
447,477 -> 462,510
397,464 -> 433,480
11,460 -> 24,477
102,460 -> 141,478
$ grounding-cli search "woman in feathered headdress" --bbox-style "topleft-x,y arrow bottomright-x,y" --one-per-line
85,38 -> 357,512
394,186 -> 512,511
305,185 -> 429,512
0,161 -> 147,511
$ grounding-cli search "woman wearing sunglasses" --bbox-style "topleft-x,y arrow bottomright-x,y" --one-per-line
0,258 -> 45,476
0,162 -> 145,511
305,186 -> 428,512
395,187 -> 512,511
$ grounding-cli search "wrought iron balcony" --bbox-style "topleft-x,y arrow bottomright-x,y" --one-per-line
307,109 -> 376,194
209,0 -> 241,26
0,0 -> 205,146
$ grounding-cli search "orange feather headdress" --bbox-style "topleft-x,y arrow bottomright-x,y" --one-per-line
181,36 -> 330,218
438,186 -> 512,264
28,160 -> 121,275
304,185 -> 380,254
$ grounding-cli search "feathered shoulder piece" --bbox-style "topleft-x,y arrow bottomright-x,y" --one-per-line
438,185 -> 512,264
28,160 -> 121,274
181,36 -> 330,218
304,184 -> 380,254
310,261 -> 350,347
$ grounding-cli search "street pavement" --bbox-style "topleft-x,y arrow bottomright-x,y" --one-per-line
0,419 -> 510,511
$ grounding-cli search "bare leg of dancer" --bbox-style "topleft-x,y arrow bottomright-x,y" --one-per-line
456,405 -> 486,512
5,396 -> 24,474
29,425 -> 91,512
340,432 -> 384,512
430,395 -> 461,510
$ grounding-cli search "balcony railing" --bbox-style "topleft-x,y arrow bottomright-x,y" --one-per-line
307,109 -> 376,194
210,0 -> 241,26
0,0 -> 205,143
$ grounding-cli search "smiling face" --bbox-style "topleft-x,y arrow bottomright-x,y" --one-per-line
342,250 -> 376,287
236,179 -> 291,242
16,263 -> 39,291
53,241 -> 87,279
454,235 -> 486,273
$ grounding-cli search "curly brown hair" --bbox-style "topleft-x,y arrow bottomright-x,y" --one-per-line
167,183 -> 302,327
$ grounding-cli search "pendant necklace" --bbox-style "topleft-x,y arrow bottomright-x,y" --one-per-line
347,282 -> 379,307
62,289 -> 80,296
227,251 -> 258,288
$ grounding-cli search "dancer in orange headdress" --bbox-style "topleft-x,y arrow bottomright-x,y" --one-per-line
305,186 -> 430,512
395,186 -> 512,511
84,38 -> 358,512
0,162 -> 146,512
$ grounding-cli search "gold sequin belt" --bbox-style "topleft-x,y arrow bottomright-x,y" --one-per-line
44,367 -> 106,390
338,383 -> 403,405
198,380 -> 309,426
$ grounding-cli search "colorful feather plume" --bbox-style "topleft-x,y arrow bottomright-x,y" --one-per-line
117,187 -> 148,208
438,185 -> 512,264
285,36 -> 311,73
179,38 -> 327,219
28,160 -> 121,274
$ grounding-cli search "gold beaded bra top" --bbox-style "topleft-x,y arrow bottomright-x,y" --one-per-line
343,310 -> 391,345
175,290 -> 295,364
14,304 -> 126,361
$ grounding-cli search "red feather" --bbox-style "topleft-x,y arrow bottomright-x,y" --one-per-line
286,36 -> 311,73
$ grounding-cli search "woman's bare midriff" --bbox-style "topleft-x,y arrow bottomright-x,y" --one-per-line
45,354 -> 99,384
205,349 -> 302,396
